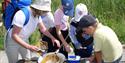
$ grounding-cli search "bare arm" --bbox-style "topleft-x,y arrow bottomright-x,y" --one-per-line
38,22 -> 60,47
55,25 -> 71,52
56,25 -> 68,45
94,51 -> 102,63
12,25 -> 38,51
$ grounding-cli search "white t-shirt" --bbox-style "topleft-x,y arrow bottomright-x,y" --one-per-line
8,7 -> 42,40
41,12 -> 55,30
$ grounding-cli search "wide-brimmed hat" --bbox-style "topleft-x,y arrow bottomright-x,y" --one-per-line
75,3 -> 88,22
61,0 -> 74,17
31,0 -> 51,11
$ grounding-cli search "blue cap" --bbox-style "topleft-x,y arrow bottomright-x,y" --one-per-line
61,0 -> 74,17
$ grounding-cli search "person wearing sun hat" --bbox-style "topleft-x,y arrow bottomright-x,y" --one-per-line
78,14 -> 123,63
38,1 -> 56,50
69,3 -> 94,62
5,0 -> 60,63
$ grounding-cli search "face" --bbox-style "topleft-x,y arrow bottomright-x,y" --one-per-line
82,26 -> 94,36
60,5 -> 64,11
36,10 -> 48,16
31,7 -> 48,17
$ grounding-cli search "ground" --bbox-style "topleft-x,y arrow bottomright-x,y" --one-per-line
0,47 -> 125,63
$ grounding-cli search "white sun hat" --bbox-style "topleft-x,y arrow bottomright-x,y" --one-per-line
31,0 -> 51,11
75,3 -> 88,22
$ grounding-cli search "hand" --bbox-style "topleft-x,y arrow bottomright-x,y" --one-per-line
77,46 -> 87,50
75,44 -> 83,49
79,46 -> 84,49
51,38 -> 60,48
28,45 -> 39,52
64,45 -> 73,53
88,55 -> 95,63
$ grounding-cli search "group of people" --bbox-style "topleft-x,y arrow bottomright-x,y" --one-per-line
4,0 -> 123,63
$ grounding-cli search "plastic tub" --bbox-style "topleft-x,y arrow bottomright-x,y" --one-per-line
67,56 -> 80,63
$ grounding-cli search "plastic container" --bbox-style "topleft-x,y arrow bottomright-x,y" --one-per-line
67,47 -> 80,63
67,56 -> 81,63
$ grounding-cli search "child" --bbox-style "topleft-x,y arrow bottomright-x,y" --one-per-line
69,3 -> 94,62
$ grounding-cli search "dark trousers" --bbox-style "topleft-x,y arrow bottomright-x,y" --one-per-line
42,27 -> 71,58
74,48 -> 92,58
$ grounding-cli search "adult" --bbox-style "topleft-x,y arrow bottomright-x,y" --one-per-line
78,14 -> 123,63
4,0 -> 60,63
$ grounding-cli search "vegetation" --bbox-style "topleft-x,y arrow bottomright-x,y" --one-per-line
0,0 -> 125,50
72,0 -> 125,43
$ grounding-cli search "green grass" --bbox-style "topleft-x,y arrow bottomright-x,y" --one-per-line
0,0 -> 125,50
29,28 -> 41,45
0,25 -> 6,50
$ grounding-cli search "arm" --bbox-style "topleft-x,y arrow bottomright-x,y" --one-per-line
94,51 -> 102,63
12,25 -> 38,51
38,21 -> 60,47
94,32 -> 104,63
11,10 -> 38,51
55,25 -> 71,52
69,25 -> 82,49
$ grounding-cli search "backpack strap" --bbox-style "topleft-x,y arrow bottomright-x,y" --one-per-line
8,7 -> 29,31
21,7 -> 30,26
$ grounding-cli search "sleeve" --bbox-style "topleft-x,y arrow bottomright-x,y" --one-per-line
12,10 -> 26,28
54,9 -> 62,26
94,33 -> 104,52
38,16 -> 47,32
38,16 -> 43,23
69,25 -> 82,49
47,12 -> 55,27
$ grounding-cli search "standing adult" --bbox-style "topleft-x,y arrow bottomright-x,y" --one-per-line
4,0 -> 60,63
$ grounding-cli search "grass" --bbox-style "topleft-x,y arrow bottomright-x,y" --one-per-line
0,0 -> 125,50
29,28 -> 41,45
0,25 -> 6,50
